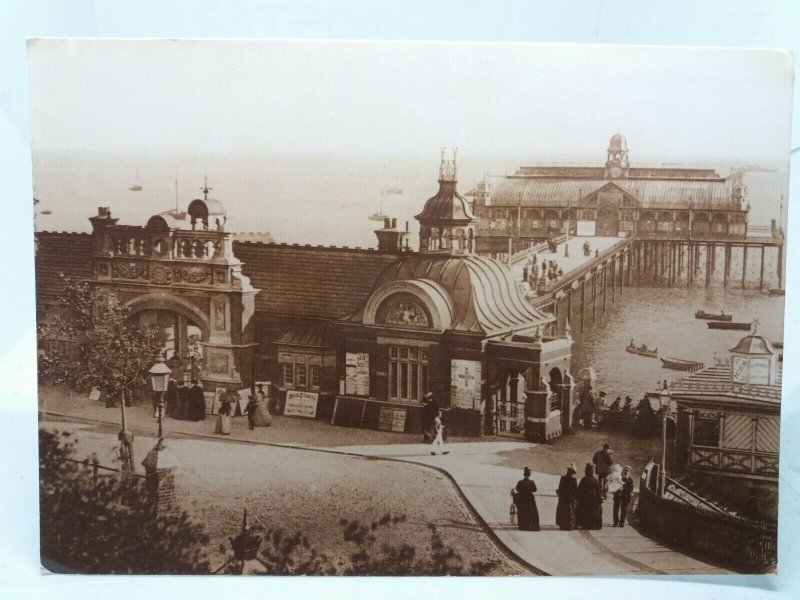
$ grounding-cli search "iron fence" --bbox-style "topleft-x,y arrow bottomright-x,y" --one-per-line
637,485 -> 777,573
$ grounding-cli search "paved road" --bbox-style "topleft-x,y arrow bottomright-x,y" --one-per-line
325,441 -> 730,576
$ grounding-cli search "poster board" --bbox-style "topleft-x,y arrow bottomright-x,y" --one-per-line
284,390 -> 319,419
450,359 -> 482,410
88,387 -> 101,402
345,352 -> 370,396
378,407 -> 407,433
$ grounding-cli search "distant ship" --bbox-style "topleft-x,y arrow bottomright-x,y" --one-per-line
40,209 -> 52,215
129,169 -> 142,192
368,188 -> 403,222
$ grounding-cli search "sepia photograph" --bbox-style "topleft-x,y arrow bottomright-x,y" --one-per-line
29,39 -> 792,576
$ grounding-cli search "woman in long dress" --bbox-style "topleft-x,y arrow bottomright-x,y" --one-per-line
214,394 -> 232,435
555,462 -> 579,531
576,463 -> 603,530
513,467 -> 540,531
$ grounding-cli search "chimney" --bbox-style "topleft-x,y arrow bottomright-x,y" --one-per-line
375,215 -> 407,254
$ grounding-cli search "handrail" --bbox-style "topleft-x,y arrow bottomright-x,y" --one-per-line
664,476 -> 728,515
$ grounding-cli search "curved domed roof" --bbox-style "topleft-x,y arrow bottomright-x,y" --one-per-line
608,133 -> 628,152
348,254 -> 553,335
415,180 -> 475,225
730,334 -> 776,355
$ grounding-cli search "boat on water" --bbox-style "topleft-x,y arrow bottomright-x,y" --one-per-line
368,187 -> 402,222
626,341 -> 658,358
695,309 -> 732,322
768,289 -> 785,296
707,321 -> 752,331
129,168 -> 142,192
661,356 -> 704,371
40,209 -> 52,215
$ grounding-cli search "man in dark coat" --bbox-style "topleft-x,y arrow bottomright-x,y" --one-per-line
421,392 -> 438,443
513,467 -> 540,531
188,379 -> 206,421
613,465 -> 634,527
592,443 -> 614,499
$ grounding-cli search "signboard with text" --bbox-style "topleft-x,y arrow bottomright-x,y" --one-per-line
450,359 -> 482,410
345,352 -> 370,396
378,407 -> 407,433
284,390 -> 319,419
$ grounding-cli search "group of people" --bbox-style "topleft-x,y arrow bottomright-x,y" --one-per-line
512,442 -> 635,532
157,379 -> 272,434
161,379 -> 207,422
521,257 -> 564,292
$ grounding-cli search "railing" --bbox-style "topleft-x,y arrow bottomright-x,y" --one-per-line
663,476 -> 728,514
688,446 -> 778,477
637,485 -> 777,573
107,228 -> 230,262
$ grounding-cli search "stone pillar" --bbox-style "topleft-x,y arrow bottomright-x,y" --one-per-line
524,388 -> 562,443
141,439 -> 180,516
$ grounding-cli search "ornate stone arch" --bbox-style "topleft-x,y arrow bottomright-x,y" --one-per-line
123,293 -> 211,338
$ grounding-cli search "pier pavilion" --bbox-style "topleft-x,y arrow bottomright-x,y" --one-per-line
474,133 -> 751,253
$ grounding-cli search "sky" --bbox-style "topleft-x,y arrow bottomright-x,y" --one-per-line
27,39 -> 794,164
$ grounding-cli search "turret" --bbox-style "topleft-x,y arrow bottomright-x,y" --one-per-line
415,148 -> 476,255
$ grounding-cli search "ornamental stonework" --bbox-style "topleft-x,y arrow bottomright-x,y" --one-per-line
112,261 -> 149,280
150,263 -> 173,285
385,301 -> 429,327
174,265 -> 211,284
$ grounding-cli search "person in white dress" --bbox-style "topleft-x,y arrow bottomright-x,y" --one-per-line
430,410 -> 449,455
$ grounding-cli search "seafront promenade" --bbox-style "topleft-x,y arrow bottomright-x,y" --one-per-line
39,386 -> 729,576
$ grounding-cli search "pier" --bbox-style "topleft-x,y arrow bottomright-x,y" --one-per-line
507,229 -> 783,338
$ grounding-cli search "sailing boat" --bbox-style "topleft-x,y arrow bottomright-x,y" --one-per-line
368,186 -> 403,222
129,169 -> 142,192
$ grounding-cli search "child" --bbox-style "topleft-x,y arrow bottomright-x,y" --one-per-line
430,409 -> 449,455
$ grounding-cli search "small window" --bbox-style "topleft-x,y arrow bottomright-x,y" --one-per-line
390,347 -> 398,359
310,366 -> 321,388
296,364 -> 307,387
283,363 -> 294,385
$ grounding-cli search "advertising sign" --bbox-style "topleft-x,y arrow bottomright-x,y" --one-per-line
345,352 -> 370,396
748,357 -> 770,385
378,407 -> 407,432
284,390 -> 319,419
450,359 -> 482,410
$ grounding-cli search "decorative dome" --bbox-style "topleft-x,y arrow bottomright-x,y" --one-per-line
415,181 -> 475,224
730,334 -> 776,356
608,133 -> 628,152
349,254 -> 553,335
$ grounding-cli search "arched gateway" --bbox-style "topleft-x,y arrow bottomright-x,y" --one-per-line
88,199 -> 258,391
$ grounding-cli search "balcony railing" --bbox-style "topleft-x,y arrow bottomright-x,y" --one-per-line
689,446 -> 778,477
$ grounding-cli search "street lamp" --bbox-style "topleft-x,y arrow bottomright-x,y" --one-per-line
149,357 -> 172,439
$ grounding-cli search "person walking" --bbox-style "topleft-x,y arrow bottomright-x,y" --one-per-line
421,392 -> 439,443
592,443 -> 614,499
245,395 -> 258,430
430,409 -> 448,455
513,467 -> 540,531
176,380 -> 189,420
555,462 -> 579,531
613,466 -> 634,527
165,379 -> 178,418
576,463 -> 603,530
214,393 -> 232,435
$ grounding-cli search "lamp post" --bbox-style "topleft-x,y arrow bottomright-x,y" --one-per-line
149,357 -> 172,439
